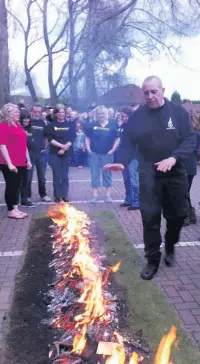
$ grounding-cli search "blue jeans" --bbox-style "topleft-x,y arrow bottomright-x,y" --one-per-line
49,154 -> 70,198
89,152 -> 113,188
129,159 -> 140,207
74,150 -> 87,166
21,151 -> 47,199
122,166 -> 133,205
114,147 -> 121,163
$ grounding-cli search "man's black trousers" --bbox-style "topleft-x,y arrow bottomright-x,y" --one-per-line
139,173 -> 189,264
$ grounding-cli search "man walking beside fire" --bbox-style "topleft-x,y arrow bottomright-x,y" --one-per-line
104,76 -> 196,280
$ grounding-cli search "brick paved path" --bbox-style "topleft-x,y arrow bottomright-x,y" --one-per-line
1,167 -> 200,347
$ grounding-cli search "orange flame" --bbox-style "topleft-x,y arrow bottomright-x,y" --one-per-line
48,204 -> 116,354
111,261 -> 121,273
129,352 -> 139,364
48,205 -> 178,363
105,345 -> 126,364
72,324 -> 87,354
154,326 -> 177,364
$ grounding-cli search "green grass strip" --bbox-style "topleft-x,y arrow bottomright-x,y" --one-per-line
95,210 -> 200,364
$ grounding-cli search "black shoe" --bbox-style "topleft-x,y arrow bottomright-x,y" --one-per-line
120,203 -> 131,207
127,205 -> 140,211
62,197 -> 69,203
189,207 -> 197,224
21,200 -> 36,207
140,263 -> 159,280
183,216 -> 190,226
164,253 -> 175,267
54,198 -> 61,203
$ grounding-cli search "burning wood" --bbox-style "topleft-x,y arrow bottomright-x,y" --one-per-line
47,203 -> 178,363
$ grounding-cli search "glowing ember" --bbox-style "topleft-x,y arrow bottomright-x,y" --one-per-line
48,204 -> 121,355
155,326 -> 177,364
48,204 -> 178,363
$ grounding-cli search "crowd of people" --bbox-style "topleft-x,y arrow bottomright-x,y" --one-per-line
0,76 -> 200,281
0,100 -> 142,215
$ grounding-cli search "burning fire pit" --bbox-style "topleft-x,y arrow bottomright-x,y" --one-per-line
46,203 -> 177,363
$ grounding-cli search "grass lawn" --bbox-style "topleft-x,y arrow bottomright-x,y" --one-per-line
95,210 -> 200,364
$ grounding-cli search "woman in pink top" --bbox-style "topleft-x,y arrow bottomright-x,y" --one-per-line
0,104 -> 32,219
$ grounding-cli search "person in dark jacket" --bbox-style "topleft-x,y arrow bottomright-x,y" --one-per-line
83,108 -> 94,126
73,120 -> 87,168
184,112 -> 200,225
31,103 -> 52,202
119,107 -> 140,210
104,76 -> 196,280
20,109 -> 36,207
46,106 -> 54,123
44,104 -> 76,203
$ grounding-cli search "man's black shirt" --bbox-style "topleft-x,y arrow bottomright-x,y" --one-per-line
31,119 -> 46,153
120,100 -> 196,176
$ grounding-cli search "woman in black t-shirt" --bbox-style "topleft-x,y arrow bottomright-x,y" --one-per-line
20,109 -> 36,207
44,104 -> 76,203
85,106 -> 120,203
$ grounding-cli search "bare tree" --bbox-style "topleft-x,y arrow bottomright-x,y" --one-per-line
9,63 -> 26,94
8,0 -> 200,106
0,0 -> 10,107
82,0 -> 200,103
8,0 -> 70,103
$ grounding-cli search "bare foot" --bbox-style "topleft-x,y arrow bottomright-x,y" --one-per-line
8,210 -> 27,219
17,210 -> 28,218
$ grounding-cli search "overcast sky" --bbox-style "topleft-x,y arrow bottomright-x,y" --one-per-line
10,28 -> 200,100
127,34 -> 200,100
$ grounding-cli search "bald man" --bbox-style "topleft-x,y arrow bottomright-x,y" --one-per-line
104,76 -> 196,280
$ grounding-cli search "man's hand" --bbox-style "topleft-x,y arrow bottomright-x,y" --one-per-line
103,163 -> 124,172
155,157 -> 176,172
58,149 -> 65,155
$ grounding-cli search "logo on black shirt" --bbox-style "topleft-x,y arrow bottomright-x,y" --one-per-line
166,118 -> 175,130
54,127 -> 69,131
32,126 -> 44,130
93,126 -> 110,131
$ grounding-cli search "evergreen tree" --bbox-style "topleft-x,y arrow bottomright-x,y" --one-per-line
171,91 -> 182,105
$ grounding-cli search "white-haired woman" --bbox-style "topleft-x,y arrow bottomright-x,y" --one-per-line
0,103 -> 32,219
85,106 -> 120,203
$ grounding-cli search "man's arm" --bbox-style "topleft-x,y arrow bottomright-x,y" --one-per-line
103,116 -> 138,171
155,107 -> 196,172
108,137 -> 120,154
85,137 -> 92,153
171,108 -> 196,161
119,119 -> 137,166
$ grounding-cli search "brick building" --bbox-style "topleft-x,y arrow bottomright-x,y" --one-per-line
182,102 -> 200,115
97,84 -> 144,109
